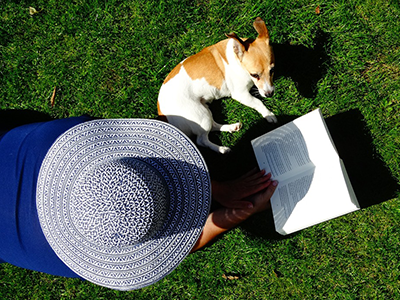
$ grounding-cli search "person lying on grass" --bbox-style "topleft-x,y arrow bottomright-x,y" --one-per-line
0,115 -> 277,290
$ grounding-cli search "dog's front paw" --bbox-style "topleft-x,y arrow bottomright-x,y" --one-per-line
228,122 -> 242,132
219,146 -> 231,154
264,113 -> 278,123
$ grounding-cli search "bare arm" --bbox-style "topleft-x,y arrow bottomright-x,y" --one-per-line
191,179 -> 278,252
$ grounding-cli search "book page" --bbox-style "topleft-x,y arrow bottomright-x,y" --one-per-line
276,158 -> 359,235
271,168 -> 315,233
251,123 -> 313,182
290,110 -> 339,167
252,109 -> 360,235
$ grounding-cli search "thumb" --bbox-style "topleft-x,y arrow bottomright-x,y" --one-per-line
264,180 -> 279,197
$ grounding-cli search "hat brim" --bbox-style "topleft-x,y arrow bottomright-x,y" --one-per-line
36,119 -> 211,290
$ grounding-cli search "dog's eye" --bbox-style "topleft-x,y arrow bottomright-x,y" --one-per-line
269,67 -> 275,75
250,73 -> 260,80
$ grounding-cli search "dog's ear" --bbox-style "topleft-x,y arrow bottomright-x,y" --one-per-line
225,32 -> 246,61
253,17 -> 270,44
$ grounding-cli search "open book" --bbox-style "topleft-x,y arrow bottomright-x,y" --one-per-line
251,109 -> 360,235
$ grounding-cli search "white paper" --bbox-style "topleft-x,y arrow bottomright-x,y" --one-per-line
251,109 -> 360,235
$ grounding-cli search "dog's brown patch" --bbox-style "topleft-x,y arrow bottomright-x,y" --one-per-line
183,39 -> 228,89
163,63 -> 182,84
162,40 -> 228,89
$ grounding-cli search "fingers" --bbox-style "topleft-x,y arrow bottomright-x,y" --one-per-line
235,169 -> 270,189
263,180 -> 278,198
237,168 -> 265,183
212,168 -> 274,209
246,169 -> 272,186
249,180 -> 278,213
245,173 -> 272,196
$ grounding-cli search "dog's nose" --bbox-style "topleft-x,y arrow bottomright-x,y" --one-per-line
259,86 -> 275,98
264,90 -> 274,97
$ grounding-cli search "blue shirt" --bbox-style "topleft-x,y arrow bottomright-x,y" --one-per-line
0,116 -> 93,277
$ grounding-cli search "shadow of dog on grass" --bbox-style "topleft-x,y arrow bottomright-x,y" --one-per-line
250,29 -> 331,99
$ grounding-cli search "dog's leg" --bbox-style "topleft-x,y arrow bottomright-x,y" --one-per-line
211,121 -> 242,132
232,92 -> 277,123
197,133 -> 231,154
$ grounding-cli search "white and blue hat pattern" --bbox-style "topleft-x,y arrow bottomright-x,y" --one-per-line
36,119 -> 211,290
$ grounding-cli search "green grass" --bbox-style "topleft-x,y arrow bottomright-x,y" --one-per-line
1,0 -> 400,299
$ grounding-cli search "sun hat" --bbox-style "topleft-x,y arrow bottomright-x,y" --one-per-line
36,119 -> 211,290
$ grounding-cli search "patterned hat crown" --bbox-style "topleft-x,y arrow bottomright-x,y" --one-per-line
71,158 -> 169,247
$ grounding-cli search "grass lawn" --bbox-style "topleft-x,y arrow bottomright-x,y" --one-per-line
1,0 -> 400,299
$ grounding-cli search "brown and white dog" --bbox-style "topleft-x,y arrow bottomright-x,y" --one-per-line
157,17 -> 277,154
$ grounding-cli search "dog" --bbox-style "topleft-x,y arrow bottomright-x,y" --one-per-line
157,17 -> 277,154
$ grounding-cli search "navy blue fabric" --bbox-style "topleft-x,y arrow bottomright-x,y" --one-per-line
0,116 -> 93,277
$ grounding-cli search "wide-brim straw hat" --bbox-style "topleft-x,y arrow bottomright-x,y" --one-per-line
36,119 -> 211,290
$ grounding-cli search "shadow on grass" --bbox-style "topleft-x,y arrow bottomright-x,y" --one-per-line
200,109 -> 399,240
325,110 -> 399,208
0,109 -> 54,133
272,28 -> 331,98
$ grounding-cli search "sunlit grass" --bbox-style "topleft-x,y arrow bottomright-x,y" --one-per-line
1,0 -> 399,299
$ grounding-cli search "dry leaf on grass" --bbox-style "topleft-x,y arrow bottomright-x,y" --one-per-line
50,86 -> 56,107
222,274 -> 240,280
29,7 -> 43,15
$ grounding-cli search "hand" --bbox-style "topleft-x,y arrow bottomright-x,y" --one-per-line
191,178 -> 278,252
212,168 -> 272,209
247,179 -> 278,214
